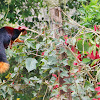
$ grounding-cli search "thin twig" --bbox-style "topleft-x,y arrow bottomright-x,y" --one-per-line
43,86 -> 48,100
26,28 -> 40,34
83,30 -> 85,55
74,28 -> 83,38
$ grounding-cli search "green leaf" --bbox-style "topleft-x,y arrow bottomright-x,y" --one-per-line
21,77 -> 28,83
36,44 -> 41,50
61,59 -> 68,66
60,72 -> 69,78
48,56 -> 57,65
14,84 -> 20,91
41,65 -> 50,69
88,45 -> 96,55
30,76 -> 39,81
78,0 -> 86,1
41,58 -> 47,65
61,85 -> 68,92
49,67 -> 59,73
97,69 -> 100,82
7,87 -> 13,95
81,96 -> 90,100
82,58 -> 91,64
77,40 -> 89,51
91,58 -> 100,66
59,47 -> 66,54
84,81 -> 91,88
72,37 -> 76,46
25,58 -> 38,72
89,39 -> 95,44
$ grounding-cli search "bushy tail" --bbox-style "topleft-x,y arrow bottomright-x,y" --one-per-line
0,40 -> 9,74
0,62 -> 9,73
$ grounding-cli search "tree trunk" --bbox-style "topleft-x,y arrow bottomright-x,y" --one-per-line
50,7 -> 72,100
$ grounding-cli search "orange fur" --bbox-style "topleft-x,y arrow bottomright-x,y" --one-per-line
9,40 -> 14,49
22,30 -> 27,35
9,39 -> 24,49
14,38 -> 24,43
0,62 -> 9,74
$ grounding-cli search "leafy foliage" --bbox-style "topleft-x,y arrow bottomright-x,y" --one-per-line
0,0 -> 100,100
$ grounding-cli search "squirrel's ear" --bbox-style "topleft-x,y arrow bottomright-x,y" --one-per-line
21,30 -> 27,35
